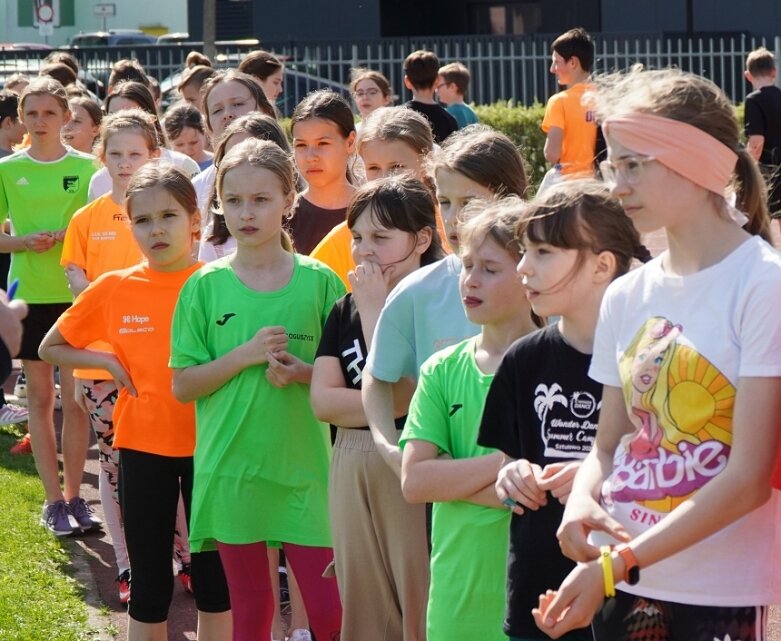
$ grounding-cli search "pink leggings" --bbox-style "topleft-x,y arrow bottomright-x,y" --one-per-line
217,541 -> 342,641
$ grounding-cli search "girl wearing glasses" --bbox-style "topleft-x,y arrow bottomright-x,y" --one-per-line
534,67 -> 781,641
350,68 -> 392,127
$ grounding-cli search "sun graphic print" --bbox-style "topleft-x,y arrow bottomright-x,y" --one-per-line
612,317 -> 736,512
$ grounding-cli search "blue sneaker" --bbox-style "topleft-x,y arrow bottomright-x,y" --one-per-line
67,497 -> 102,532
40,500 -> 76,537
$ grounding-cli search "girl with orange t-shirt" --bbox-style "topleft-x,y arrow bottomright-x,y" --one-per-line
60,109 -> 159,603
40,165 -> 231,641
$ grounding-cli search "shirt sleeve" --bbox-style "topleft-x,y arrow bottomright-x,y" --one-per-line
0,162 -> 9,225
315,296 -> 344,359
60,206 -> 90,269
477,350 -> 523,458
169,275 -> 212,368
541,92 -> 566,133
588,281 -> 622,387
365,287 -> 417,382
744,95 -> 766,138
736,261 -> 781,377
57,274 -> 113,347
320,268 -> 348,327
399,355 -> 451,454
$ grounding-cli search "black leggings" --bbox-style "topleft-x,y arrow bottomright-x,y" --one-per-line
119,448 -> 230,623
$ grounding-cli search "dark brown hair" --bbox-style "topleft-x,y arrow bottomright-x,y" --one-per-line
346,174 -> 444,267
403,50 -> 440,90
105,81 -> 166,145
522,180 -> 650,281
185,51 -> 212,69
40,62 -> 78,87
68,95 -> 103,130
239,50 -> 283,81
551,27 -> 595,73
108,59 -> 149,91
162,102 -> 207,141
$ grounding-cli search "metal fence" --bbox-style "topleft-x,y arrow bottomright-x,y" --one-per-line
1,32 -> 779,107
264,32 -> 781,106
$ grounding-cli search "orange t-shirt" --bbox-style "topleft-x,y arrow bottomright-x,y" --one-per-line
541,82 -> 597,176
61,193 -> 144,379
56,262 -> 202,457
310,208 -> 451,290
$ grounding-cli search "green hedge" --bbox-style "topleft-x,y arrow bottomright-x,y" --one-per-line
474,101 -> 547,189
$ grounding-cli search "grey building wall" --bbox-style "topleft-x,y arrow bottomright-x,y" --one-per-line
602,0 -> 780,38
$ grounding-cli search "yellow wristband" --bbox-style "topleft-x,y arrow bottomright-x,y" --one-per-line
600,545 -> 616,598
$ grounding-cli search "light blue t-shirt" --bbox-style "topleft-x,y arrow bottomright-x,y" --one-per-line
366,253 -> 480,381
446,103 -> 479,129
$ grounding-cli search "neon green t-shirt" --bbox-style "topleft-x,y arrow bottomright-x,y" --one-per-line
0,148 -> 96,302
170,253 -> 346,552
400,337 -> 509,641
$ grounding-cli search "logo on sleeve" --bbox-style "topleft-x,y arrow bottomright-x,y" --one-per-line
216,313 -> 236,326
63,176 -> 80,193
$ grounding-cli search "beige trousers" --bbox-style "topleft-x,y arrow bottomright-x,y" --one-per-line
329,428 -> 430,641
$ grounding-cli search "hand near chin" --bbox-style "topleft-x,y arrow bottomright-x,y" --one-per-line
349,260 -> 393,317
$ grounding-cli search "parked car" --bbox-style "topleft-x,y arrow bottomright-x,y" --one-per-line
69,30 -> 158,48
0,57 -> 103,95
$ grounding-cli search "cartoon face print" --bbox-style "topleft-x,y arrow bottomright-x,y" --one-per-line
630,319 -> 680,394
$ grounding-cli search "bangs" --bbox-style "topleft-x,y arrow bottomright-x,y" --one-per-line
524,203 -> 591,251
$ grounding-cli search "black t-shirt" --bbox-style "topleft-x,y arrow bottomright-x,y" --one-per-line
316,293 -> 406,432
286,197 -> 347,256
744,85 -> 781,166
477,324 -> 599,639
404,100 -> 459,144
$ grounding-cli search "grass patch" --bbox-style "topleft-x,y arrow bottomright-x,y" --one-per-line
0,429 -> 97,641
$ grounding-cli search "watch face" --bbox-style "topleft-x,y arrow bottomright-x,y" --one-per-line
627,565 -> 640,585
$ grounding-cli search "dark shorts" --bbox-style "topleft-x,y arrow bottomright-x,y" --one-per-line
18,303 -> 70,361
593,590 -> 767,641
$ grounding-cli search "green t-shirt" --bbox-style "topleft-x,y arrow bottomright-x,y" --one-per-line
400,337 -> 510,641
0,148 -> 96,302
170,254 -> 346,552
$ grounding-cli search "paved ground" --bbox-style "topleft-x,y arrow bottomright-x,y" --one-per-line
17,224 -> 781,640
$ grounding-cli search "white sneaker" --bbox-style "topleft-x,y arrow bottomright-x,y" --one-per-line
288,630 -> 312,641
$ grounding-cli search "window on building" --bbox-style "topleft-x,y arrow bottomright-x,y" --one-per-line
471,2 -> 543,35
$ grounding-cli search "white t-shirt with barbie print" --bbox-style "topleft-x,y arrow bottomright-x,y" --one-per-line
590,235 -> 781,606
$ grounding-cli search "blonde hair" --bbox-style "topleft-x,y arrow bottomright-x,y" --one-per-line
19,77 -> 69,115
216,138 -> 295,251
591,67 -> 771,241
97,109 -> 160,160
358,106 -> 434,156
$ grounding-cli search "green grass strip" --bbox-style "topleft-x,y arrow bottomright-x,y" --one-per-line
0,429 -> 97,641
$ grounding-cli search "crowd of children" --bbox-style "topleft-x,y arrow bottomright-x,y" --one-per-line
0,31 -> 780,641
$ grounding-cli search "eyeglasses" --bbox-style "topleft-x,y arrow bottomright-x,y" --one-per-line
353,88 -> 380,99
599,156 -> 656,185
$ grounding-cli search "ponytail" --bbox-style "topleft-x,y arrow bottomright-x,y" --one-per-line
733,149 -> 772,243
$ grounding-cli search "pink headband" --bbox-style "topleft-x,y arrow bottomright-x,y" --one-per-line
602,113 -> 737,196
